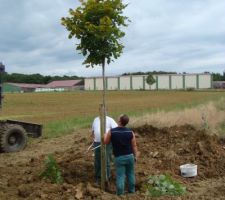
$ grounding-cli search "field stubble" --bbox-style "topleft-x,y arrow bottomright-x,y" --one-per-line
0,90 -> 224,137
1,124 -> 225,199
131,98 -> 225,135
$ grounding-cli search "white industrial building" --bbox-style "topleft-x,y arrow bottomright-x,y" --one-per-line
85,73 -> 212,90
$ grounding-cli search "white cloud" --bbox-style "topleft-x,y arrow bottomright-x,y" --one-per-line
0,0 -> 225,76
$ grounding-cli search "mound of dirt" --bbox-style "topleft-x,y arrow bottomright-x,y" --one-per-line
133,124 -> 225,180
1,124 -> 225,200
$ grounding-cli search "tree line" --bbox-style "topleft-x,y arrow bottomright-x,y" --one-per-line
122,71 -> 177,76
212,73 -> 225,81
2,73 -> 83,84
1,71 -> 225,84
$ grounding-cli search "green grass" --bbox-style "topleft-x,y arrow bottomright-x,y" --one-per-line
44,116 -> 94,138
1,90 -> 224,138
43,93 -> 225,138
214,98 -> 225,136
218,122 -> 225,137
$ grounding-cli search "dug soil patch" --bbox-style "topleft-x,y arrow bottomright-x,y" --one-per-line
1,125 -> 225,199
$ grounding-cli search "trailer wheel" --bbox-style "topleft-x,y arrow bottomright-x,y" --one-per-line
0,124 -> 27,153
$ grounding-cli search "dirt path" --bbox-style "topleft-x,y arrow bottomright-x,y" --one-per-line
1,125 -> 225,200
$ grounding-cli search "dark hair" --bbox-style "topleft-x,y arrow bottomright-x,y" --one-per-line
119,114 -> 129,126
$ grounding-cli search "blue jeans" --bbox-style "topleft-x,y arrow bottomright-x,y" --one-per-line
115,154 -> 135,195
94,142 -> 111,182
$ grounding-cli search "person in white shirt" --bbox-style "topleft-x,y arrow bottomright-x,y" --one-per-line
92,116 -> 117,183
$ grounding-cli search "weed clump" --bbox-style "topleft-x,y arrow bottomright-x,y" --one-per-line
144,174 -> 186,197
40,154 -> 64,184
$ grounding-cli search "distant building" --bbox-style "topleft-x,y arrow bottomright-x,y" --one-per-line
85,73 -> 212,91
213,81 -> 225,89
36,80 -> 84,92
46,80 -> 84,90
3,83 -> 45,93
3,80 -> 84,93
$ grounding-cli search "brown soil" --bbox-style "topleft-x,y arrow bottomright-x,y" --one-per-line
1,125 -> 225,200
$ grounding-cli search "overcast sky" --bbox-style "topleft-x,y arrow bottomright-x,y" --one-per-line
0,0 -> 225,77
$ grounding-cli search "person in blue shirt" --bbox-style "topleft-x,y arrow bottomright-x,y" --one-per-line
104,114 -> 138,195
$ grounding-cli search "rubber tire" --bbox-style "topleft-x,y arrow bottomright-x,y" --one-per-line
0,124 -> 27,153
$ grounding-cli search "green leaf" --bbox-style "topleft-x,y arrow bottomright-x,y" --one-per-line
61,0 -> 129,67
40,154 -> 64,184
145,174 -> 186,197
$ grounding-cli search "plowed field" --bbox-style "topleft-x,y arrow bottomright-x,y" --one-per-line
1,124 -> 225,200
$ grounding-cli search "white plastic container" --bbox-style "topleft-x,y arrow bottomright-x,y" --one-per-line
180,164 -> 197,177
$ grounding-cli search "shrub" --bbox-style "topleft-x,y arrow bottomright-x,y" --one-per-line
144,174 -> 186,197
40,154 -> 64,184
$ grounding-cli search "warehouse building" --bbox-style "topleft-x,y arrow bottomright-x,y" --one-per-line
46,80 -> 84,91
3,83 -> 45,93
85,73 -> 212,90
35,80 -> 84,92
3,80 -> 84,93
3,83 -> 22,93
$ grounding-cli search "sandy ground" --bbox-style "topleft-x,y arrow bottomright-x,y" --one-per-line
1,125 -> 225,200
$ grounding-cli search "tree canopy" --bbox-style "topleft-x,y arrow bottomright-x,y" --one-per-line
61,0 -> 129,67
212,72 -> 225,81
2,73 -> 82,84
146,73 -> 156,86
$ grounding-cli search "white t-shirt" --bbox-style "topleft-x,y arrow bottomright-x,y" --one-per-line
92,116 -> 118,142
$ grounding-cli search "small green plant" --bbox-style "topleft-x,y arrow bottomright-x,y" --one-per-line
144,174 -> 186,197
40,154 -> 64,184
201,112 -> 209,130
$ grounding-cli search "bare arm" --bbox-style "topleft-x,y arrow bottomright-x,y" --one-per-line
131,132 -> 138,160
104,130 -> 111,144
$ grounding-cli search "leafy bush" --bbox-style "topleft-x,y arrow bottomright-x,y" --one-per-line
40,154 -> 64,184
146,74 -> 156,86
145,174 -> 186,197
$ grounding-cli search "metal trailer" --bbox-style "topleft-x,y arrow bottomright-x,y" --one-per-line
0,62 -> 42,153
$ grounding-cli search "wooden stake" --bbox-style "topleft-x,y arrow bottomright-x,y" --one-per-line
100,104 -> 106,190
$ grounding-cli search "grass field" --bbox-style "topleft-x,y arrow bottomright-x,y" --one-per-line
0,90 -> 225,138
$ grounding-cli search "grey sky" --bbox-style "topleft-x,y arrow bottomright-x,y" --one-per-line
0,0 -> 225,76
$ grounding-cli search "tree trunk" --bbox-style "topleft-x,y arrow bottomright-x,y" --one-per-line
102,59 -> 106,115
100,58 -> 107,191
